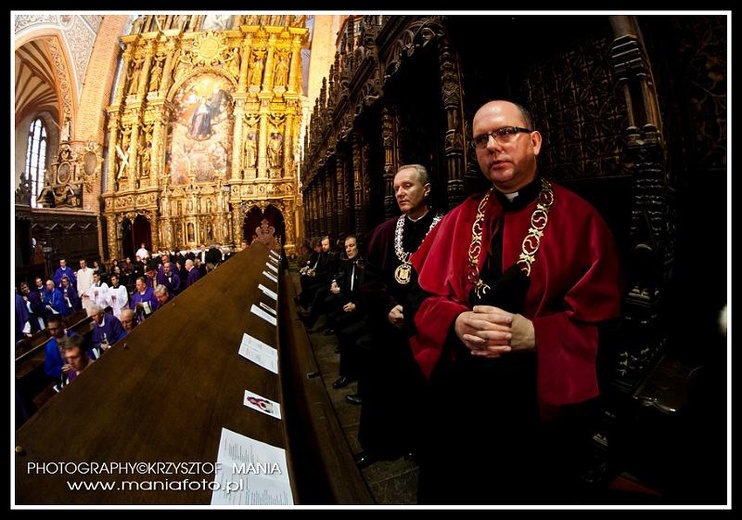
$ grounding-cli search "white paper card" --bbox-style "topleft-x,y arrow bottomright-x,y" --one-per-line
210,427 -> 294,505
260,301 -> 277,316
262,270 -> 278,284
251,304 -> 277,326
258,283 -> 278,301
243,389 -> 282,420
266,261 -> 278,273
238,333 -> 278,374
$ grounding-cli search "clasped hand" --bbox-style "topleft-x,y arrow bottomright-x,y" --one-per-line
454,305 -> 535,358
387,304 -> 404,328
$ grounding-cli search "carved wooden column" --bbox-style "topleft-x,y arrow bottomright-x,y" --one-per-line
610,15 -> 670,299
608,15 -> 671,387
335,153 -> 346,233
325,173 -> 335,238
352,134 -> 365,234
311,189 -> 320,238
438,31 -> 466,208
381,107 -> 396,219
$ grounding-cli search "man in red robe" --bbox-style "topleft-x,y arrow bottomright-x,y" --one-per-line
409,100 -> 624,504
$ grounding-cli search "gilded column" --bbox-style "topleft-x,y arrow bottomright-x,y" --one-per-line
105,112 -> 120,194
106,214 -> 120,261
160,188 -> 171,250
231,198 -> 242,244
287,33 -> 302,95
283,111 -> 294,177
138,40 -> 156,100
126,109 -> 142,191
115,42 -> 135,106
152,111 -> 167,183
257,107 -> 269,178
263,32 -> 278,93
159,38 -> 177,95
284,200 -> 295,254
237,36 -> 252,91
231,100 -> 245,180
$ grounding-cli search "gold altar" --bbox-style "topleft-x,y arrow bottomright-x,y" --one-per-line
102,15 -> 309,258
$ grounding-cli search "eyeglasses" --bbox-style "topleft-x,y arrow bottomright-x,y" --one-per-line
471,126 -> 533,149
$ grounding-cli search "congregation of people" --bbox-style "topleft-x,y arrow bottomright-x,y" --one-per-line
16,240 -> 251,395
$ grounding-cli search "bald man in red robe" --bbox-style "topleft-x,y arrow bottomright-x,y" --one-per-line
409,100 -> 624,505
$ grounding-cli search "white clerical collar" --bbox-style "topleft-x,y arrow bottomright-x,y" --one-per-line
504,192 -> 518,202
406,209 -> 429,223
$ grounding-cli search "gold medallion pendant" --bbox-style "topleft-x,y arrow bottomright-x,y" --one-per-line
394,262 -> 412,284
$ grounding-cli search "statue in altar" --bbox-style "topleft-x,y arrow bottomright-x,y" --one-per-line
255,218 -> 277,249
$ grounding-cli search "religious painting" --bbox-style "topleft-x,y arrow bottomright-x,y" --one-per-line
168,74 -> 234,185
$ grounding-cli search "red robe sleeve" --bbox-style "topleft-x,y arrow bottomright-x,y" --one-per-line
410,185 -> 624,417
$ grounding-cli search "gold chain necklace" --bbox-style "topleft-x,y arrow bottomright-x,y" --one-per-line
394,212 -> 443,284
467,178 -> 554,299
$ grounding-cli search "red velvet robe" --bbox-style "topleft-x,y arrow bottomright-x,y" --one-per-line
410,182 -> 624,417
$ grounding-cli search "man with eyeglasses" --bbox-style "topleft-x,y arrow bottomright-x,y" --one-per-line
408,100 -> 624,504
43,314 -> 75,387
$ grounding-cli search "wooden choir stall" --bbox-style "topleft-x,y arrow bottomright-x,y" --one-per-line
14,241 -> 373,506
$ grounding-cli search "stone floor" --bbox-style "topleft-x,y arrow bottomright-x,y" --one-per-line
288,270 -> 420,506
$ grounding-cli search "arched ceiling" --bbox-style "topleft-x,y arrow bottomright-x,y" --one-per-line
15,39 -> 59,125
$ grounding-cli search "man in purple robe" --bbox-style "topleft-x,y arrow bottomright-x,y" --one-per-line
184,259 -> 201,289
89,303 -> 126,359
52,258 -> 77,288
130,276 -> 159,323
43,279 -> 66,318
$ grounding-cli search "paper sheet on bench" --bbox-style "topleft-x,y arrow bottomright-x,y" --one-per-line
210,427 -> 293,505
238,333 -> 278,374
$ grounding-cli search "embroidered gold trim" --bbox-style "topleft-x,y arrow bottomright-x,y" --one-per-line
394,212 -> 443,285
467,179 -> 554,298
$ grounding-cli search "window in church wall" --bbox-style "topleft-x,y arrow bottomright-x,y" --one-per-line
168,74 -> 234,186
25,117 -> 48,209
